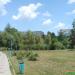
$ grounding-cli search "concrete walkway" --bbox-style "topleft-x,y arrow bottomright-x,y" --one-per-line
0,52 -> 12,75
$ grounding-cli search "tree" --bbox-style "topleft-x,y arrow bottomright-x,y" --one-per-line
70,19 -> 75,48
4,24 -> 21,50
58,29 -> 71,49
5,23 -> 11,32
51,32 -> 56,38
50,38 -> 65,50
45,32 -> 52,49
58,30 -> 65,42
0,32 -> 3,47
1,23 -> 73,50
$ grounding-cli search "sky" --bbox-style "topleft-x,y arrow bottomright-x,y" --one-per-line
0,0 -> 75,34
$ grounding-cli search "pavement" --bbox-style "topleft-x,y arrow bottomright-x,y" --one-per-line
0,52 -> 12,75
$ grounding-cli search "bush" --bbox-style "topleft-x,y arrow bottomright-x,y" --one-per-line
0,47 -> 7,51
25,51 -> 38,61
51,41 -> 65,50
16,51 -> 25,60
25,51 -> 32,57
54,42 -> 65,49
28,53 -> 38,61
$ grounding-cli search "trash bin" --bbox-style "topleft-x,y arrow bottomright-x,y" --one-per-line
19,62 -> 25,74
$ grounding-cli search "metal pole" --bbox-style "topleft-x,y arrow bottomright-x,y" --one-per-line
10,37 -> 13,56
11,40 -> 12,50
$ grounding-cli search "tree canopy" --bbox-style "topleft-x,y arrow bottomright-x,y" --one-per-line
0,21 -> 74,50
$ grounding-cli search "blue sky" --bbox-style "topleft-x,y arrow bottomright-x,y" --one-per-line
0,0 -> 75,34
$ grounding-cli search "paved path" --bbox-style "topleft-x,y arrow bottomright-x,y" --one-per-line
0,52 -> 12,75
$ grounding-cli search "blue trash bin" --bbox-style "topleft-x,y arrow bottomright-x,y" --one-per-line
19,63 -> 25,74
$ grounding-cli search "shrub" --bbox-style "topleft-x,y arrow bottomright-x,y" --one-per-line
0,47 -> 7,51
25,51 -> 32,57
28,53 -> 38,61
54,42 -> 65,49
25,51 -> 38,61
51,41 -> 65,50
16,51 -> 25,60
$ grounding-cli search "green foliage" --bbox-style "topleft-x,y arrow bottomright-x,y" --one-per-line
15,50 -> 38,61
28,53 -> 38,61
25,51 -> 32,57
70,19 -> 75,48
0,47 -> 7,51
50,38 -> 65,50
16,51 -> 25,60
53,41 -> 65,49
0,23 -> 73,50
25,51 -> 38,61
46,32 -> 51,45
58,29 -> 70,49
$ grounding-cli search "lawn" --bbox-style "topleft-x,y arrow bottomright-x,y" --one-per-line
8,50 -> 75,75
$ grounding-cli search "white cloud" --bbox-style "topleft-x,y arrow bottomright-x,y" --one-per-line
0,0 -> 11,5
68,0 -> 75,4
0,0 -> 11,16
42,18 -> 52,26
54,22 -> 66,29
12,3 -> 42,20
42,11 -> 51,17
66,9 -> 75,15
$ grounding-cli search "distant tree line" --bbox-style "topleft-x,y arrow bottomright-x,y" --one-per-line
0,19 -> 75,50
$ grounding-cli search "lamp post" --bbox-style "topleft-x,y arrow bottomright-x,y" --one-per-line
9,34 -> 14,56
10,39 -> 12,50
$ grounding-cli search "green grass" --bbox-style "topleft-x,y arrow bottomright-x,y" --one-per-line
7,50 -> 75,75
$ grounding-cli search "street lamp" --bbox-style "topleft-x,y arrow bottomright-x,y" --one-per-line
10,38 -> 13,51
9,34 -> 14,56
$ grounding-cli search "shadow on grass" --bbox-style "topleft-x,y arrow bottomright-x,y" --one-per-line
65,72 -> 75,75
16,72 -> 25,75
